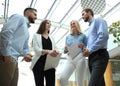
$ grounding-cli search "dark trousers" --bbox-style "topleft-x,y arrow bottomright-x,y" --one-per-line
33,56 -> 55,86
88,49 -> 109,86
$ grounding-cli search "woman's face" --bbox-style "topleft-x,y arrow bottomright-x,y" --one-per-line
45,21 -> 51,31
70,21 -> 77,31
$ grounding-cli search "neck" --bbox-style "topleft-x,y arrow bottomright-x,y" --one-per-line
43,31 -> 48,35
73,31 -> 78,36
42,32 -> 49,39
88,16 -> 93,22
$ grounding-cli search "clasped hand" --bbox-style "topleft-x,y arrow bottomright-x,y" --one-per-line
22,54 -> 32,62
48,50 -> 59,57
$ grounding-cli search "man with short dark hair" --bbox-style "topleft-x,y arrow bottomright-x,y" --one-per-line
81,8 -> 109,86
0,7 -> 37,86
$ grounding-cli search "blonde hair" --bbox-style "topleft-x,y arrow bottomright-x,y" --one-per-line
70,20 -> 82,34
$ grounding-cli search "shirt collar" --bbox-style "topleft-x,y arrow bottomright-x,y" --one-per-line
89,18 -> 94,26
71,33 -> 81,35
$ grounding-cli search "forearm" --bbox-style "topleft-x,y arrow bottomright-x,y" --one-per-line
1,31 -> 13,56
41,49 -> 50,55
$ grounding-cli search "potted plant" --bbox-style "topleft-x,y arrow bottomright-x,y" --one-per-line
109,20 -> 120,46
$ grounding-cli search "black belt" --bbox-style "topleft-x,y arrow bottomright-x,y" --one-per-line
91,49 -> 107,55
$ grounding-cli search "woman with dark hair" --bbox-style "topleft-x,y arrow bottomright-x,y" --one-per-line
30,20 -> 59,86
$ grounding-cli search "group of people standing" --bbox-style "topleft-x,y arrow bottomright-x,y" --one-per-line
0,7 -> 109,86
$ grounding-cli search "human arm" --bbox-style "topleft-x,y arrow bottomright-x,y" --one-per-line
64,36 -> 69,54
1,14 -> 26,57
85,18 -> 109,55
89,18 -> 108,53
22,38 -> 33,62
47,35 -> 59,57
78,34 -> 87,49
42,49 -> 59,57
33,34 -> 59,57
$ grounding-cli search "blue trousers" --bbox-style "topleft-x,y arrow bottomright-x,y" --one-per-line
88,49 -> 109,86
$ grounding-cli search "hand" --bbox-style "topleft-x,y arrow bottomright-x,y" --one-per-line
22,54 -> 32,62
3,56 -> 11,61
83,48 -> 90,57
78,43 -> 84,48
64,46 -> 69,51
48,50 -> 59,57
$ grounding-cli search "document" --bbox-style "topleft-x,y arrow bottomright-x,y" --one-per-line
44,53 -> 61,70
68,42 -> 82,58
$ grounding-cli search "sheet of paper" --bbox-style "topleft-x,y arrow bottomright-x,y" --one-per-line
44,53 -> 61,70
68,42 -> 82,58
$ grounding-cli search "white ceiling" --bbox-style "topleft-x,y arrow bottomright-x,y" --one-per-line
0,0 -> 120,51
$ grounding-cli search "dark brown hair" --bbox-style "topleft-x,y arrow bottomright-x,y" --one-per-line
36,19 -> 50,34
24,7 -> 37,15
82,8 -> 94,17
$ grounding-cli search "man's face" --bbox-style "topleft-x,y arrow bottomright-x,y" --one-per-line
28,10 -> 37,23
81,11 -> 89,22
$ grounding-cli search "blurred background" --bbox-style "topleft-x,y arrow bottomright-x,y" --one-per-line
0,0 -> 120,86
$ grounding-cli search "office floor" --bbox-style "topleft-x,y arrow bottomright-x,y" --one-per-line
18,58 -> 120,86
18,58 -> 36,86
17,58 -> 76,86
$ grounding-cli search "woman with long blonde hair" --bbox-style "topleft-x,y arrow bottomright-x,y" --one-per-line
60,20 -> 87,86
